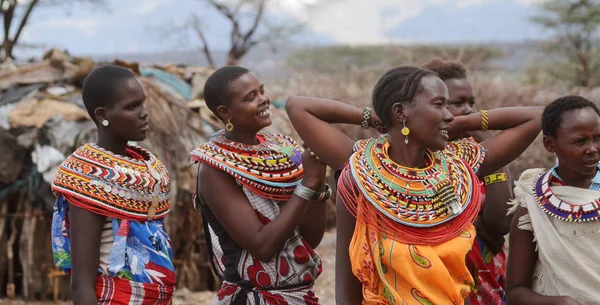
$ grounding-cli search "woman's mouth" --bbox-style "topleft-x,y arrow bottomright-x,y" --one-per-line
139,122 -> 149,132
257,108 -> 270,118
583,159 -> 599,167
439,129 -> 449,140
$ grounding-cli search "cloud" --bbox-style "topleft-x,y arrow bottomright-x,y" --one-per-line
272,0 -> 515,45
28,17 -> 101,38
456,0 -> 496,8
513,0 -> 546,6
128,0 -> 176,15
275,0 -> 498,45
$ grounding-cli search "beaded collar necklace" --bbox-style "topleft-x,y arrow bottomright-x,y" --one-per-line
445,137 -> 485,173
535,170 -> 600,222
191,130 -> 304,201
350,136 -> 478,227
52,143 -> 171,221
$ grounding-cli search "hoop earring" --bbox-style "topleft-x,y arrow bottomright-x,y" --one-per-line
102,119 -> 109,127
225,120 -> 234,132
401,119 -> 410,144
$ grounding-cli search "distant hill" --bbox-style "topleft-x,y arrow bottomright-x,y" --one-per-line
88,40 -> 556,80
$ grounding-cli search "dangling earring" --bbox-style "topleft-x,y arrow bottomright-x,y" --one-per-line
401,119 -> 410,144
102,119 -> 109,127
225,120 -> 234,132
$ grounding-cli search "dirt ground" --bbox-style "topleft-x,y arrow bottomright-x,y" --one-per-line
0,230 -> 337,305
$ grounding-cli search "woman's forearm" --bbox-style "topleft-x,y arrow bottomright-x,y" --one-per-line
452,106 -> 543,134
286,96 -> 364,126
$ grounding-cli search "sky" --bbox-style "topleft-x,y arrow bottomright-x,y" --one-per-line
12,0 -> 550,57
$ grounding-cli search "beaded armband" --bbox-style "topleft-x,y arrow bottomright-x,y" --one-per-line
484,173 -> 507,185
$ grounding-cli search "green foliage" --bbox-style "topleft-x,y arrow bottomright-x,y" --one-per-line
530,0 -> 600,87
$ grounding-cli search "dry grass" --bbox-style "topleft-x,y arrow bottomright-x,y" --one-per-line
270,68 -> 600,179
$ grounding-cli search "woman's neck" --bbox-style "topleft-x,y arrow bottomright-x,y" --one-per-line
556,165 -> 596,189
224,130 -> 260,145
388,129 -> 427,168
96,129 -> 128,156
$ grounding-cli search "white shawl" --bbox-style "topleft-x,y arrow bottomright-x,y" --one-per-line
509,168 -> 600,304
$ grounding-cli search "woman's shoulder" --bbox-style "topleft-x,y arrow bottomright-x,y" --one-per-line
508,168 -> 546,215
515,168 -> 546,189
352,136 -> 384,152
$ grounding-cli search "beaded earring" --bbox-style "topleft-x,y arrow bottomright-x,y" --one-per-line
225,120 -> 234,131
401,119 -> 410,144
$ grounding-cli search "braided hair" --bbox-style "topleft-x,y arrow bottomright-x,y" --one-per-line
422,58 -> 467,81
372,66 -> 437,128
542,95 -> 600,137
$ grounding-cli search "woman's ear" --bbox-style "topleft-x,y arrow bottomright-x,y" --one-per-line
391,102 -> 407,124
94,107 -> 107,124
543,135 -> 556,153
216,105 -> 230,123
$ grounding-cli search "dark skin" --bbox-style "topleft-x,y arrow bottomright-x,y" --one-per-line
446,77 -> 513,252
286,75 -> 543,305
506,108 -> 600,305
197,72 -> 327,263
70,77 -> 149,305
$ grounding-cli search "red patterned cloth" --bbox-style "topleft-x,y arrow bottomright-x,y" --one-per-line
95,274 -> 174,305
467,236 -> 507,305
208,188 -> 322,305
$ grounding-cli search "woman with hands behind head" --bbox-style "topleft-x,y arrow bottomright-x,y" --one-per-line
286,66 -> 542,305
191,66 -> 327,304
423,58 -> 513,305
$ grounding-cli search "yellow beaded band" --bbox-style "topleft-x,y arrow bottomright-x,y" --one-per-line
484,173 -> 507,185
480,110 -> 489,132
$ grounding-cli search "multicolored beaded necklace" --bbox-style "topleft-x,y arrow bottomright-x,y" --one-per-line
191,130 -> 304,201
350,136 -> 478,227
445,137 -> 485,173
52,143 -> 171,221
535,170 -> 600,222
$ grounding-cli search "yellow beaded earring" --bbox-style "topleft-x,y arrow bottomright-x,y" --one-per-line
401,119 -> 410,144
225,120 -> 234,131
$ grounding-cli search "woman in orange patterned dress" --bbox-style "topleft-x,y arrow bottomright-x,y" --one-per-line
286,66 -> 542,305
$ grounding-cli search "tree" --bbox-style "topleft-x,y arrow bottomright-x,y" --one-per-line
188,0 -> 301,68
0,0 -> 105,62
531,0 -> 600,87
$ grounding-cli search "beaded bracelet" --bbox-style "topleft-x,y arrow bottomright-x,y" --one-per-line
312,184 -> 332,202
294,183 -> 332,202
480,110 -> 489,132
361,107 -> 373,129
484,173 -> 507,186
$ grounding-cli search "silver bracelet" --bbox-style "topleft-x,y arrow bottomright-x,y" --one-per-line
294,182 -> 315,201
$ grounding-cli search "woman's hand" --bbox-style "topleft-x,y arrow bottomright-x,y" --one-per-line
301,146 -> 326,190
370,111 -> 387,134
